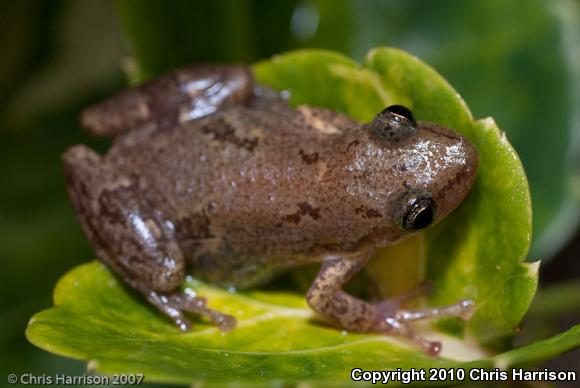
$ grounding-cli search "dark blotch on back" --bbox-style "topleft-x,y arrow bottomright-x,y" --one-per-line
346,140 -> 360,151
176,211 -> 214,239
299,149 -> 319,164
200,118 -> 259,151
282,202 -> 321,224
354,205 -> 382,219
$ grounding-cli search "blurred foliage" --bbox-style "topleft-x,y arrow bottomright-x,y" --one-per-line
1,0 -> 579,384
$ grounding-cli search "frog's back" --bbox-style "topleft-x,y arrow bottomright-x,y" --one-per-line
104,103 -> 363,287
106,103 -> 341,216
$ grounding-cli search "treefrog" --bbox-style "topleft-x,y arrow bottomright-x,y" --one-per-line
63,64 -> 478,356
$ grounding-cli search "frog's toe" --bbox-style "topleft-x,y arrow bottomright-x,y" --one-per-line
372,282 -> 433,318
373,298 -> 475,356
395,298 -> 475,323
385,318 -> 442,357
172,293 -> 237,332
148,291 -> 237,332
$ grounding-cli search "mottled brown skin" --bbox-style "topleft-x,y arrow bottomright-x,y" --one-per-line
63,64 -> 478,356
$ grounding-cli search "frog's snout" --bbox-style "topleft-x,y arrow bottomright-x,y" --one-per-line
437,132 -> 479,219
460,134 -> 479,189
409,122 -> 479,222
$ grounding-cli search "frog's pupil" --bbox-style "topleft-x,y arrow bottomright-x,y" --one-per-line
385,105 -> 415,123
412,203 -> 433,230
403,198 -> 434,231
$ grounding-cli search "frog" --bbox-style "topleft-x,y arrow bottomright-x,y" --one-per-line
62,64 -> 478,356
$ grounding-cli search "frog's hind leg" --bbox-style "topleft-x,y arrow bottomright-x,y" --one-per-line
81,65 -> 254,137
62,145 -> 185,293
306,254 -> 474,356
62,145 -> 235,331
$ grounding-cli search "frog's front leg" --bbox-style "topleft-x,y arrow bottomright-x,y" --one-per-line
82,64 -> 254,137
63,145 -> 235,331
307,254 -> 474,356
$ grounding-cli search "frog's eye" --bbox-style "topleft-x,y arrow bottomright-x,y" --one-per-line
394,189 -> 436,232
371,105 -> 417,141
403,197 -> 435,231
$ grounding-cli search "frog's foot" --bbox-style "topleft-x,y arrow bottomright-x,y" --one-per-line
147,291 -> 237,332
373,299 -> 475,356
307,254 -> 475,357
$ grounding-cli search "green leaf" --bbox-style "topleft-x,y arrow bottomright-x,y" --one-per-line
493,323 -> 580,369
26,261 -> 579,385
27,48 -> 549,384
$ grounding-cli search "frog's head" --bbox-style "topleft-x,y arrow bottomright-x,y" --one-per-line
350,105 -> 478,241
